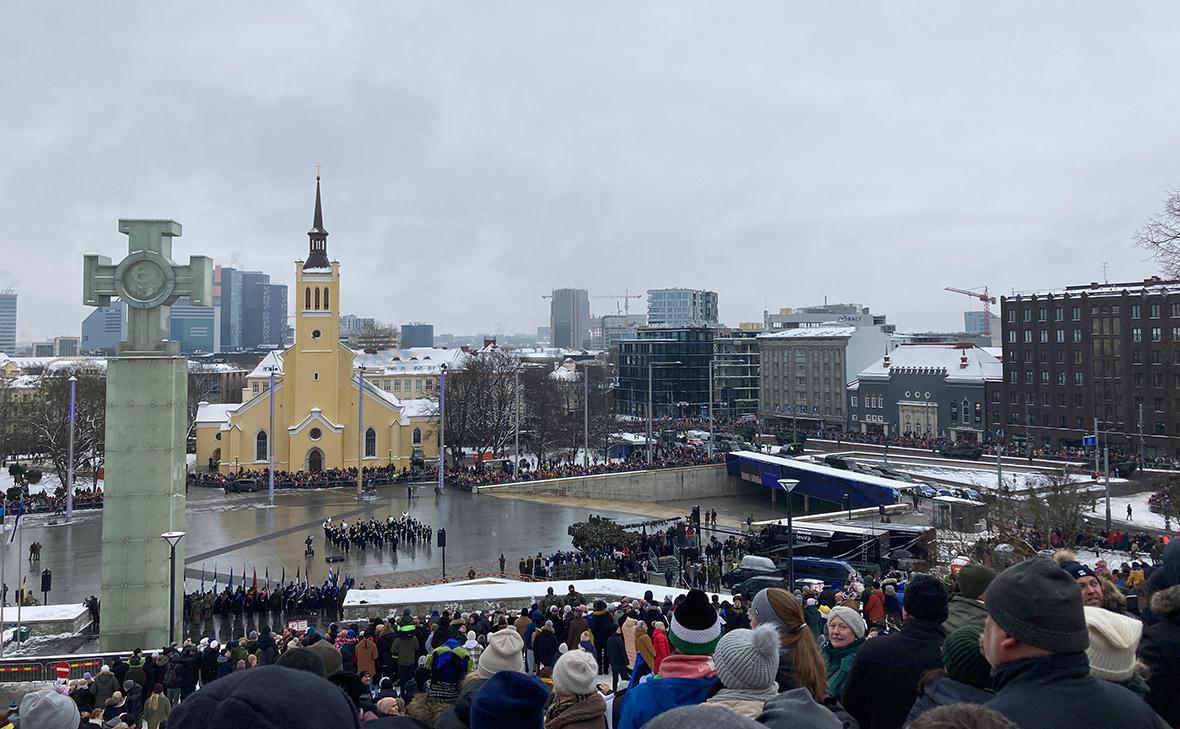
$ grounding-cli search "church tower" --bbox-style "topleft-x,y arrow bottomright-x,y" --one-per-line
285,175 -> 346,470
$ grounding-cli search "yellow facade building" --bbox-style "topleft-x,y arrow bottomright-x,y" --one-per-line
195,178 -> 439,474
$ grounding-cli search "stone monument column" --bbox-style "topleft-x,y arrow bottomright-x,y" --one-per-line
83,220 -> 212,649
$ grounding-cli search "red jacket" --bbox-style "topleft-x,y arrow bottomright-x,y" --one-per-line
652,628 -> 671,673
864,591 -> 885,625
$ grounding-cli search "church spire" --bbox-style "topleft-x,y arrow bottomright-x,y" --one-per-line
304,173 -> 330,270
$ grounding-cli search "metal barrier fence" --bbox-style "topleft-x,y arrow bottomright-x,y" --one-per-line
0,652 -> 133,684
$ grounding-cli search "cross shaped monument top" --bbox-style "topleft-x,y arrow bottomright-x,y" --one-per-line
83,219 -> 213,356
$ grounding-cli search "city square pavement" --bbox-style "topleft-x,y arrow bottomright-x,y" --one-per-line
0,483 -> 653,607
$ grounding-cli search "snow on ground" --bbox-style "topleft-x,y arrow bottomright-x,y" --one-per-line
0,467 -> 102,497
1108,493 -> 1171,531
889,462 -> 1110,493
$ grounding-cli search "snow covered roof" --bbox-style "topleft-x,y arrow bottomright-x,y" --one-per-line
195,402 -> 238,425
353,347 -> 469,374
246,350 -> 285,378
1007,278 -> 1179,300
856,344 -> 1001,382
190,362 -> 248,373
400,398 -> 437,419
758,326 -> 856,340
9,374 -> 40,388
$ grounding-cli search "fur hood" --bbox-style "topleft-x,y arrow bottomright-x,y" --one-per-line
1150,584 -> 1180,618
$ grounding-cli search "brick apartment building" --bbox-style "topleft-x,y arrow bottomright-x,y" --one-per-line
1000,277 -> 1180,458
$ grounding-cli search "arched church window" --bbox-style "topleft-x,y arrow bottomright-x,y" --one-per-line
412,428 -> 422,445
314,287 -> 321,310
305,287 -> 311,310
256,431 -> 268,462
365,427 -> 376,457
324,288 -> 330,310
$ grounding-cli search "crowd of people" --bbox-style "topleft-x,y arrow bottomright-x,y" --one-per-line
191,462 -> 427,491
441,451 -> 726,491
21,538 -> 1180,729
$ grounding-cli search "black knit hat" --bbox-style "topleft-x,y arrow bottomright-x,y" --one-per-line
986,557 -> 1089,654
168,666 -> 358,729
1059,560 -> 1096,581
273,647 -> 326,678
669,589 -> 722,655
956,564 -> 996,600
904,574 -> 949,623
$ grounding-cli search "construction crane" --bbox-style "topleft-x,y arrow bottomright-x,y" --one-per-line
593,290 -> 643,316
945,286 -> 997,337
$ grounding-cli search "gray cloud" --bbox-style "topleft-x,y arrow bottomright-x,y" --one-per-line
2,2 -> 1178,342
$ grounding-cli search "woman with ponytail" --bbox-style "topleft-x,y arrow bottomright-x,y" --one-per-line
748,587 -> 828,703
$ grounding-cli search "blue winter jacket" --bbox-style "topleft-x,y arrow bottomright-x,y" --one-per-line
617,675 -> 717,729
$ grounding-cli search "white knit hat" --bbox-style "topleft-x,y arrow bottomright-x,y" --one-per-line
712,624 -> 780,691
1083,605 -> 1142,682
826,606 -> 866,640
476,629 -> 525,679
552,649 -> 599,695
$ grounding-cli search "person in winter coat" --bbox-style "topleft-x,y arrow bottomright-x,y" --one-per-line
862,580 -> 885,629
803,597 -> 824,638
650,622 -> 671,674
462,631 -> 483,670
905,624 -> 994,723
305,632 -> 344,676
142,684 -> 171,729
93,665 -> 117,708
435,675 -> 485,729
606,623 -> 631,692
566,609 -> 590,652
336,628 -> 359,673
617,590 -> 721,729
983,557 -> 1162,729
706,625 -> 780,719
1139,551 -> 1180,726
125,657 -> 148,690
355,630 -> 379,677
621,615 -> 638,669
546,649 -> 606,729
533,621 -> 561,673
391,622 -> 420,690
633,621 -> 657,676
943,564 -> 994,633
120,680 -> 143,726
844,574 -> 949,729
588,601 -> 615,673
1084,605 -> 1152,699
254,626 -> 278,666
820,606 -> 865,702
749,588 -> 828,702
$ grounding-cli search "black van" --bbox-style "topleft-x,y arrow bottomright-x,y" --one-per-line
780,556 -> 857,588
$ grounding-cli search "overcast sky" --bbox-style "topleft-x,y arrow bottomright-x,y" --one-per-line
3,2 -> 1179,342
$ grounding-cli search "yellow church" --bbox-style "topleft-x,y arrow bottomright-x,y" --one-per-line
195,177 -> 439,474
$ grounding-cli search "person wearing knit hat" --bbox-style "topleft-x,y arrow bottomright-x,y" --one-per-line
1060,560 -> 1105,608
1083,605 -> 1145,688
748,588 -> 828,700
470,670 -> 548,729
142,683 -> 171,729
477,628 -> 525,680
981,557 -> 1162,729
905,624 -> 994,724
165,665 -> 361,729
19,689 -> 79,729
820,605 -> 865,702
841,574 -> 949,729
547,650 -> 607,729
668,588 -> 722,655
618,589 -> 720,729
945,564 -> 995,633
706,624 -> 780,718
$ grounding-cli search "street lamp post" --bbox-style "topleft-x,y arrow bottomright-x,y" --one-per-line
357,365 -> 365,500
647,360 -> 682,466
161,531 -> 186,645
514,367 -> 521,475
777,479 -> 799,590
268,366 -> 276,506
438,364 -> 447,493
66,376 -> 76,522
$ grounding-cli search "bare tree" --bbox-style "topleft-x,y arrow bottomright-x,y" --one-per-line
187,363 -> 223,441
1027,470 -> 1093,549
24,367 -> 106,491
520,366 -> 565,465
351,321 -> 399,350
438,348 -> 519,465
1136,189 -> 1180,277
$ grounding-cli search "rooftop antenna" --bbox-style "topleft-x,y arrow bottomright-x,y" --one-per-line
1102,262 -> 1109,284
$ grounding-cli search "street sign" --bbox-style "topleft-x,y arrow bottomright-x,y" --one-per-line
1083,434 -> 1097,447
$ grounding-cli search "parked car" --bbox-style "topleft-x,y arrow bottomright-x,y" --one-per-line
731,575 -> 790,599
721,555 -> 780,588
940,443 -> 983,460
778,557 -> 858,589
224,478 -> 259,494
913,483 -> 939,499
825,454 -> 854,470
960,487 -> 983,501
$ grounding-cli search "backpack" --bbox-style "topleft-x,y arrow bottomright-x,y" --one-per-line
163,660 -> 180,689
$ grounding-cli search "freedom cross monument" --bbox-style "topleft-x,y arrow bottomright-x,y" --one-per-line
83,220 -> 212,649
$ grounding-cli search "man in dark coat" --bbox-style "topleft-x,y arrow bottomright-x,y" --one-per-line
982,557 -> 1162,729
1139,580 -> 1180,725
532,621 -> 560,672
589,601 -> 616,672
843,574 -> 948,729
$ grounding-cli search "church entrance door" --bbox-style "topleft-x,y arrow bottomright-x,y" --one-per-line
307,448 -> 324,473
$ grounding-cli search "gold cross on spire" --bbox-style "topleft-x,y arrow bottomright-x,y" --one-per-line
315,162 -> 322,180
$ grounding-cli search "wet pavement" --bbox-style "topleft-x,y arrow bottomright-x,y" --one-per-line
0,483 -> 663,606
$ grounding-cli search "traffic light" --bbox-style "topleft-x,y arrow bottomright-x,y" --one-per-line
437,528 -> 447,548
